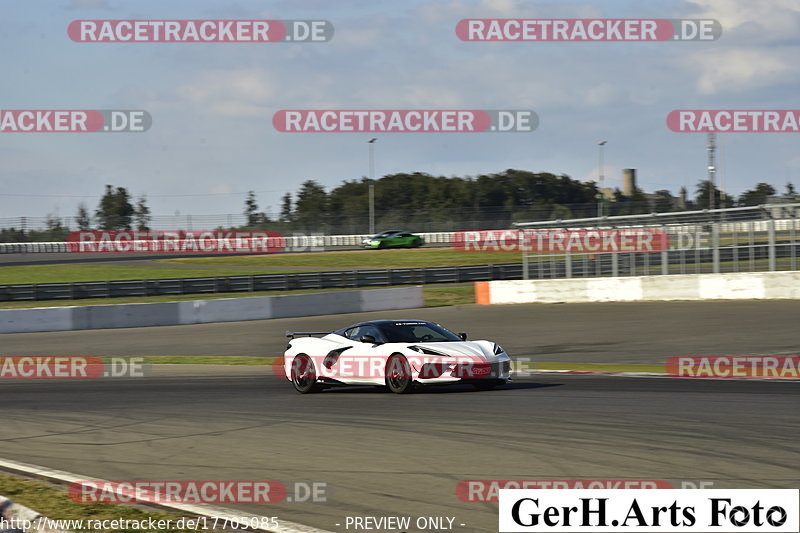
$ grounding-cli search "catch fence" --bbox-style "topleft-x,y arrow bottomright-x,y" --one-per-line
513,204 -> 800,279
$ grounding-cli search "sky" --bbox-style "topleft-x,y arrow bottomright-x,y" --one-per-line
1,0 -> 799,223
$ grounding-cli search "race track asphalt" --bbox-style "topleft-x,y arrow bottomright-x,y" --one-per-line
1,372 -> 798,533
2,300 -> 799,364
1,301 -> 799,533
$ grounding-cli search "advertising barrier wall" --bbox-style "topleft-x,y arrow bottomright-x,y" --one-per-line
476,271 -> 800,304
0,286 -> 424,333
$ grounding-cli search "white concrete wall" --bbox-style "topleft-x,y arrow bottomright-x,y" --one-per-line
361,285 -> 425,311
0,286 -> 424,334
177,296 -> 274,325
0,306 -> 74,334
482,272 -> 800,304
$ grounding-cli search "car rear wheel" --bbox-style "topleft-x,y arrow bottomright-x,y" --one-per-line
291,355 -> 320,394
385,354 -> 414,394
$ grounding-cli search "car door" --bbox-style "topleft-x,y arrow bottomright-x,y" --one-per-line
393,233 -> 411,247
338,325 -> 385,383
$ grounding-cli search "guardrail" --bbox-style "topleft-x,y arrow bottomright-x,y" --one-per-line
4,239 -> 800,302
0,264 -> 523,302
0,232 -> 458,254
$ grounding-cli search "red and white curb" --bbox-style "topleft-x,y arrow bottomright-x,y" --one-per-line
0,457 -> 332,533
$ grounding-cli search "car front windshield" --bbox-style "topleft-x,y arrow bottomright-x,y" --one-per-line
379,322 -> 462,343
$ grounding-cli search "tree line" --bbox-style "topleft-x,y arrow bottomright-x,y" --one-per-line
0,172 -> 796,242
0,185 -> 150,242
243,171 -> 797,234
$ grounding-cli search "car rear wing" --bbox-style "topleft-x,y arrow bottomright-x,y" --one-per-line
285,331 -> 332,339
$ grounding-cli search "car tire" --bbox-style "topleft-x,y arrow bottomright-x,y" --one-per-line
385,354 -> 414,394
377,241 -> 386,249
291,354 -> 320,394
411,239 -> 422,248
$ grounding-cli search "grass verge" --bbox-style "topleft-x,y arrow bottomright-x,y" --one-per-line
160,248 -> 517,269
0,284 -> 475,309
0,263 -> 303,285
140,356 -> 277,365
0,473 -> 223,533
0,249 -> 519,285
526,362 -> 666,373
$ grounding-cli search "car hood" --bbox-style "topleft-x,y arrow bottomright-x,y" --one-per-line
408,341 -> 493,360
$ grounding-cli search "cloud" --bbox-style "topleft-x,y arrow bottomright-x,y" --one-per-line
686,0 -> 800,42
65,0 -> 113,10
682,46 -> 796,95
176,68 -> 277,117
585,83 -> 623,106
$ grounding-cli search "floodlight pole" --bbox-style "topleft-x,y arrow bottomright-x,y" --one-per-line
368,138 -> 377,235
598,141 -> 607,219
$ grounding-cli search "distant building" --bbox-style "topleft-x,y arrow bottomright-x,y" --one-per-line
677,188 -> 687,210
601,168 -> 682,211
622,169 -> 636,197
598,187 -> 615,201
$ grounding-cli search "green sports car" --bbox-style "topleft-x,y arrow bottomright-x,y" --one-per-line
362,230 -> 424,249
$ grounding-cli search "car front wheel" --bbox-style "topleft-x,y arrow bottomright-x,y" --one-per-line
291,355 -> 320,394
385,354 -> 414,394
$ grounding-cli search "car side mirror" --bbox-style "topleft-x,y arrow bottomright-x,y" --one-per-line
458,332 -> 468,340
360,335 -> 376,343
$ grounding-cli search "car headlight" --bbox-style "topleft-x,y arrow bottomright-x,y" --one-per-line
493,343 -> 506,355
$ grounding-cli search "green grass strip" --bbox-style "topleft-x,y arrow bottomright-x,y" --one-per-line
528,362 -> 665,373
139,356 -> 277,365
0,284 -> 475,309
0,473 -> 225,533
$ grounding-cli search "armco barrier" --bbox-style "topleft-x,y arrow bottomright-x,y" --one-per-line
476,271 -> 800,304
0,264 -> 523,302
0,286 -> 423,334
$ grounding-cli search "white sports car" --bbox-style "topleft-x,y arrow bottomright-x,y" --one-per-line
283,319 -> 512,393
